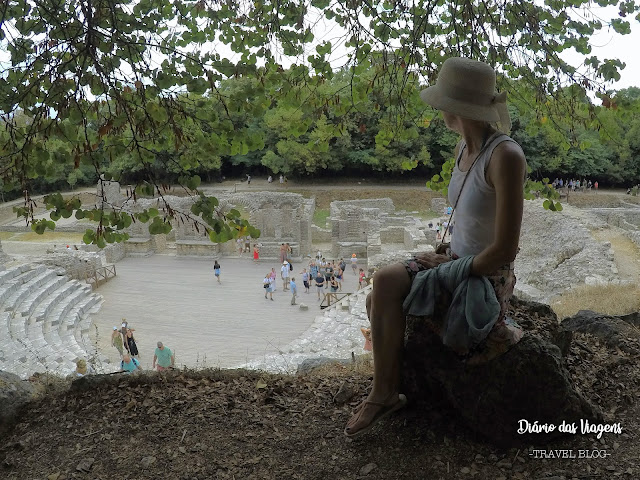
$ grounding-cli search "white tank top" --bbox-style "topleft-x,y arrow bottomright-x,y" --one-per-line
447,133 -> 516,257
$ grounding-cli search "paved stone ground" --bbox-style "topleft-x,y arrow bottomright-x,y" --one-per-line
90,253 -> 363,371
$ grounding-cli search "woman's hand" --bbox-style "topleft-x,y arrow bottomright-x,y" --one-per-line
414,252 -> 450,269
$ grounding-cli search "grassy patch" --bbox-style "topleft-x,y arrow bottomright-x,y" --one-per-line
289,188 -> 443,211
564,191 -> 640,208
312,208 -> 330,228
417,209 -> 441,220
304,353 -> 373,377
0,231 -> 15,241
13,231 -> 86,243
551,283 -> 640,320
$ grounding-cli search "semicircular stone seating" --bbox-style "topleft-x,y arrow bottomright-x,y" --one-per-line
0,262 -> 108,379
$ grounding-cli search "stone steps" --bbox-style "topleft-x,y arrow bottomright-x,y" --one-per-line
32,281 -> 83,323
0,262 -> 105,379
19,274 -> 68,317
0,264 -> 31,284
0,265 -> 46,305
2,266 -> 55,312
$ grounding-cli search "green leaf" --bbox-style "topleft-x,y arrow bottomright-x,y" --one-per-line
83,229 -> 95,244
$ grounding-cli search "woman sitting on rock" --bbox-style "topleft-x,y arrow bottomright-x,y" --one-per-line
344,57 -> 527,438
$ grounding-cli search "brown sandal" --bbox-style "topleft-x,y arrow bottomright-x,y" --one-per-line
344,394 -> 407,438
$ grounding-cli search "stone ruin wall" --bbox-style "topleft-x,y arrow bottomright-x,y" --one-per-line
329,198 -> 395,217
328,199 -> 432,259
31,249 -> 103,280
365,199 -> 626,305
514,201 -> 621,303
118,192 -> 314,259
223,192 -> 314,259
588,207 -> 640,250
95,178 -> 124,210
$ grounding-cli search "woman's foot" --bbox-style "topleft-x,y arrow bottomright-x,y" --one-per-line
344,393 -> 407,438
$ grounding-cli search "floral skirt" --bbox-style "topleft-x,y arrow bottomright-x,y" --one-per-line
403,254 -> 523,364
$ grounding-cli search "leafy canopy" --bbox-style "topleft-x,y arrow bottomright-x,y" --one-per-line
1,0 -> 638,242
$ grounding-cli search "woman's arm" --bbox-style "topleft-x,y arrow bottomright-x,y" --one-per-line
471,141 -> 526,276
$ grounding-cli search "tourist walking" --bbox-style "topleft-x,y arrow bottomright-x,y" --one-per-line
309,260 -> 318,280
351,254 -> 358,274
281,261 -> 290,291
358,268 -> 366,289
300,268 -> 310,293
328,275 -> 339,304
324,261 -> 333,289
125,328 -> 139,357
152,342 -> 175,371
121,353 -> 141,373
264,273 -> 274,300
314,270 -> 325,301
317,260 -> 326,288
290,277 -> 297,305
214,260 -> 221,284
344,57 -> 527,437
253,245 -> 260,262
336,265 -> 344,291
111,326 -> 124,357
269,267 -> 277,292
120,320 -> 131,343
268,273 -> 276,300
339,258 -> 347,275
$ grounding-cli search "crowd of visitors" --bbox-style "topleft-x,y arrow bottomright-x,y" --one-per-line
258,249 -> 367,305
552,177 -> 598,192
74,317 -> 173,377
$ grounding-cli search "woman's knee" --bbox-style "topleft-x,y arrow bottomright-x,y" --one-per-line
372,264 -> 410,298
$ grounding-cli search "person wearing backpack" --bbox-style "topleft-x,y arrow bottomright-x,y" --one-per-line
121,353 -> 141,373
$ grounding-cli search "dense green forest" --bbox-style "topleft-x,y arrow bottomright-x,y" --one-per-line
2,0 -> 640,243
2,74 -> 639,200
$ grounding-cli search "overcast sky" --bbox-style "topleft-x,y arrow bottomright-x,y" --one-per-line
1,5 -> 638,94
563,20 -> 640,91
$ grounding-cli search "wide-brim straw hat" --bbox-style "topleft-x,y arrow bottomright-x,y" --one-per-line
420,57 -> 511,131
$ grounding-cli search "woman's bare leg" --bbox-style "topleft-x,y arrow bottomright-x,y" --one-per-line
345,263 -> 411,435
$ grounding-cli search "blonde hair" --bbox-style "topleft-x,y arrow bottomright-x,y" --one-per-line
76,359 -> 87,374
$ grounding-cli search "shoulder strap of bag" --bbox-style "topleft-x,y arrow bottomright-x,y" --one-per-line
439,132 -> 500,247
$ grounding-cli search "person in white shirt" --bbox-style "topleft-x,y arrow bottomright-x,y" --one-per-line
280,261 -> 290,291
